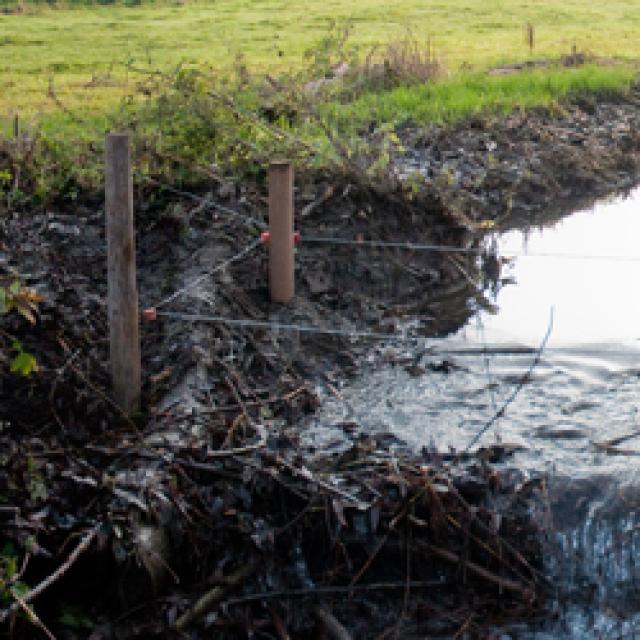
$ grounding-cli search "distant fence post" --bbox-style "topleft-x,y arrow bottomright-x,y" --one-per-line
105,132 -> 141,415
526,23 -> 535,52
13,114 -> 19,139
268,161 -> 295,303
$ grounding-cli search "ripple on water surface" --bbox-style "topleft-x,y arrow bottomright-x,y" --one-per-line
310,188 -> 640,479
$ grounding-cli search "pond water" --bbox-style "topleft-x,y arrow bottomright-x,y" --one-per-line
308,189 -> 640,638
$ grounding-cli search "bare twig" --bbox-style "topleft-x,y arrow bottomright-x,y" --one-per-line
9,589 -> 56,640
268,453 -> 369,508
206,423 -> 267,458
221,580 -> 444,607
314,605 -> 353,640
175,563 -> 256,631
0,524 -> 100,623
424,543 -> 534,599
300,184 -> 335,217
220,373 -> 250,448
269,604 -> 292,640
452,614 -> 474,640
8,552 -> 30,587
349,529 -> 393,588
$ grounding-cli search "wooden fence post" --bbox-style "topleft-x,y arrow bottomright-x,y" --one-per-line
105,132 -> 141,414
13,114 -> 19,139
268,161 -> 295,303
526,23 -> 535,52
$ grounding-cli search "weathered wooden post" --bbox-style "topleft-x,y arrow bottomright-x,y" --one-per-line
13,114 -> 19,139
105,132 -> 141,414
268,161 -> 295,303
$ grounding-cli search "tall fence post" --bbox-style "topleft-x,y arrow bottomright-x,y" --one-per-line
268,161 -> 295,303
13,114 -> 19,139
105,132 -> 141,414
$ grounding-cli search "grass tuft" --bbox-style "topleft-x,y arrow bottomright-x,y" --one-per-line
352,35 -> 444,93
323,64 -> 637,130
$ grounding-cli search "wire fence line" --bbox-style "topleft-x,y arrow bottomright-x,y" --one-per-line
127,166 -> 640,463
303,236 -> 488,254
138,174 -> 268,230
133,172 -> 558,452
155,311 -> 431,345
463,307 -> 554,453
303,235 -> 640,261
154,307 -> 556,456
154,310 -> 553,359
137,174 -> 640,262
152,238 -> 262,310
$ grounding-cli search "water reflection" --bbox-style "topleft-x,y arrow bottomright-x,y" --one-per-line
309,190 -> 640,475
462,191 -> 640,348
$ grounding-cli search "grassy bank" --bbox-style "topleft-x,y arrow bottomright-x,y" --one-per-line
1,0 -> 639,205
324,64 -> 637,129
0,62 -> 637,206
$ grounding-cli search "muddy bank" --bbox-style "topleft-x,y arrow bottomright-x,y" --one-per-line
399,85 -> 640,230
3,84 -> 640,637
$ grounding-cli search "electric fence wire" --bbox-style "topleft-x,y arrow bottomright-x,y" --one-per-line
138,174 -> 268,230
302,235 -> 640,261
463,307 -> 555,453
152,238 -> 262,310
155,311 -> 432,346
137,174 -> 640,262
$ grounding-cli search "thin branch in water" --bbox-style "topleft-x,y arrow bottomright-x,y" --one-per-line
464,307 -> 554,453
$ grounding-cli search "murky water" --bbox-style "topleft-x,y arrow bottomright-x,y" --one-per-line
309,189 -> 640,638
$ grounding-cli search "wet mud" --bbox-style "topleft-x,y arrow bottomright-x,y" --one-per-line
400,85 -> 640,231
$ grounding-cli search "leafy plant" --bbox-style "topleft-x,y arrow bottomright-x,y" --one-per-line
0,280 -> 42,324
0,281 -> 41,376
0,543 -> 28,607
9,341 -> 38,376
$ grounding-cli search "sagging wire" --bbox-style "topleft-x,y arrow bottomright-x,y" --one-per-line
151,238 -> 262,311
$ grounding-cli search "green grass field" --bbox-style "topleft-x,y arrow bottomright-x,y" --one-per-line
1,0 -> 640,201
2,0 -> 640,117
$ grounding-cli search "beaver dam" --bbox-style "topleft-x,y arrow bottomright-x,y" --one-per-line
2,91 -> 640,638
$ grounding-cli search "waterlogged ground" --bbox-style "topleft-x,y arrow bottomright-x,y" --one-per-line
307,189 -> 640,476
306,189 -> 640,638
